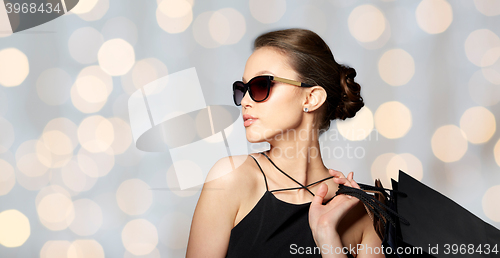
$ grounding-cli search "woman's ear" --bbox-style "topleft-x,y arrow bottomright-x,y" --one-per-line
303,86 -> 327,112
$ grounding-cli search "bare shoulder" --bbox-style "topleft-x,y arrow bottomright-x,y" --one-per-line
186,154 -> 259,257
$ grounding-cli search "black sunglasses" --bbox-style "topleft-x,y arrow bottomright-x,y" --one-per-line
233,75 -> 314,106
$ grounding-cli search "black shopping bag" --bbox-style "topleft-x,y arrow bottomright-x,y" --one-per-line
395,170 -> 500,258
336,170 -> 500,257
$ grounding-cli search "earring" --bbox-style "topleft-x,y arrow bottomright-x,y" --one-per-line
304,107 -> 309,113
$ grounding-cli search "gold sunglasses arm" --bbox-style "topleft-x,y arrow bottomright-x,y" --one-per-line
272,76 -> 314,87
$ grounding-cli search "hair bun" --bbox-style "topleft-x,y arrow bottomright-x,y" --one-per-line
344,66 -> 357,80
334,65 -> 364,120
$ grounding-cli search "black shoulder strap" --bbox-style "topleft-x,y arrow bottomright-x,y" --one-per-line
249,154 -> 268,191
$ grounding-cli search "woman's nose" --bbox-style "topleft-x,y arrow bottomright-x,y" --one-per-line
240,90 -> 253,107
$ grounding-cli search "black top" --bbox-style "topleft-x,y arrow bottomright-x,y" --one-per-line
225,152 -> 355,258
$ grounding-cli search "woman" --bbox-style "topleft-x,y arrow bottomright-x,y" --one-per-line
186,28 -> 384,257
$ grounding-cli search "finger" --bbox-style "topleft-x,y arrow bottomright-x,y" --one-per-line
311,183 -> 328,206
333,177 -> 353,187
347,172 -> 353,181
329,169 -> 346,179
350,178 -> 361,189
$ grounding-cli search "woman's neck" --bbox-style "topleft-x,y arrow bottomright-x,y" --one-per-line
265,134 -> 329,188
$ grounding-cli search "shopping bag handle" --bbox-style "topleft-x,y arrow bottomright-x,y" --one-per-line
335,184 -> 410,228
356,183 -> 408,198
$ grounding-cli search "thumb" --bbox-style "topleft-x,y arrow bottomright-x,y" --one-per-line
311,183 -> 328,206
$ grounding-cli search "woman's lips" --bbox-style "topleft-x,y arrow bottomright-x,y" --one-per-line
244,118 -> 257,127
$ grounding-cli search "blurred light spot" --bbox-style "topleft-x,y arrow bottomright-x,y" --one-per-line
116,179 -> 153,215
68,27 -> 104,64
71,66 -> 113,113
36,68 -> 72,106
468,70 -> 500,106
102,17 -> 138,46
287,5 -> 327,35
69,199 -> 102,236
482,67 -> 500,85
158,211 -> 191,249
249,0 -> 286,24
43,118 -> 79,150
378,49 -> 415,86
98,39 -> 135,76
465,29 -> 500,67
37,192 -> 75,231
78,65 -> 113,91
336,106 -> 374,141
42,130 -> 74,156
67,239 -> 105,258
0,210 -> 30,247
16,140 -> 50,177
166,164 -> 198,197
61,157 -> 97,192
156,0 -> 193,34
70,0 -> 99,13
78,115 -> 114,153
193,11 -> 221,48
209,8 -> 245,45
0,117 -> 14,153
460,106 -> 496,144
77,147 -> 115,178
386,153 -> 423,184
482,48 -> 500,86
415,0 -> 453,34
0,159 -> 15,196
73,0 -> 109,21
38,136 -> 72,169
473,0 -> 500,16
108,117 -> 133,155
131,58 -> 169,91
357,16 -> 391,50
481,46 -> 500,67
348,5 -> 386,42
431,124 -> 468,162
40,240 -> 71,258
374,101 -> 412,139
77,76 -> 109,103
124,248 -> 161,258
15,166 -> 51,191
0,48 -> 29,87
494,138 -> 500,167
122,219 -> 158,256
482,185 -> 500,222
371,152 -> 397,189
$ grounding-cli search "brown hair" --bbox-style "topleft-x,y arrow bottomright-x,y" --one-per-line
254,28 -> 364,133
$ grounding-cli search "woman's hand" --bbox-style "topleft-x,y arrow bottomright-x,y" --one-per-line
309,169 -> 361,246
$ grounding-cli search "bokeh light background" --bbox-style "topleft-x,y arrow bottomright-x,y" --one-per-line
1,0 -> 500,257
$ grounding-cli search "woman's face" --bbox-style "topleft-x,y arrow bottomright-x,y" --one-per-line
241,47 -> 307,143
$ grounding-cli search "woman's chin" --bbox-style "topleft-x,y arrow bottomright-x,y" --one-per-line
245,132 -> 265,143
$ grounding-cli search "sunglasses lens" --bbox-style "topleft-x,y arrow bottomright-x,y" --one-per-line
249,77 -> 270,102
233,82 -> 246,106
